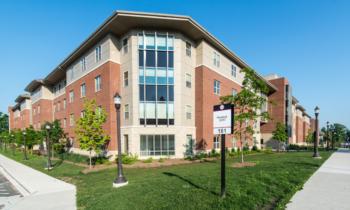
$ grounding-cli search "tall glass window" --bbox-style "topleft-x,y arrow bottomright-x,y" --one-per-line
138,32 -> 175,125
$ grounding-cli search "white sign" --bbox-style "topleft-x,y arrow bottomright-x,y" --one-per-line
213,107 -> 232,135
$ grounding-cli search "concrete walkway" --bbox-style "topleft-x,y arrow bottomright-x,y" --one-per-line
287,149 -> 350,210
0,154 -> 76,210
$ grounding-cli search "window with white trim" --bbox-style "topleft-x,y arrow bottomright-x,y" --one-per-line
186,41 -> 191,57
231,64 -> 237,77
95,45 -> 102,62
124,71 -> 129,87
186,105 -> 192,120
95,75 -> 101,92
124,104 -> 129,120
63,99 -> 66,109
232,88 -> 237,96
214,80 -> 221,95
69,90 -> 74,103
81,57 -> 86,71
213,136 -> 220,149
69,114 -> 74,126
213,51 -> 220,67
185,73 -> 191,88
123,38 -> 128,54
63,118 -> 66,128
140,135 -> 175,156
80,83 -> 86,98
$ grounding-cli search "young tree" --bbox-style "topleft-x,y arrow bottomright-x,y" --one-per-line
221,67 -> 270,163
25,126 -> 40,154
0,131 -> 9,151
75,99 -> 110,169
272,122 -> 288,152
306,129 -> 314,148
0,112 -> 9,133
41,120 -> 66,158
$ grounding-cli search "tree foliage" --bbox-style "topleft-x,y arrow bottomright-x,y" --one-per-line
221,67 -> 270,162
0,112 -> 9,133
75,99 -> 110,168
272,122 -> 288,151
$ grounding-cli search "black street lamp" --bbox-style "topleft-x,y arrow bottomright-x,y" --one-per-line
113,93 -> 128,188
326,121 -> 330,150
313,106 -> 321,158
45,124 -> 52,170
22,131 -> 28,160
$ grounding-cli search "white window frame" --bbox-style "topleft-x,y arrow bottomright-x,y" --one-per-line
80,83 -> 86,98
95,45 -> 102,62
81,57 -> 86,71
214,80 -> 221,95
213,51 -> 220,67
124,71 -> 129,87
231,64 -> 237,77
69,114 -> 74,126
232,88 -> 237,96
69,90 -> 74,103
124,104 -> 129,120
122,38 -> 128,54
214,136 -> 220,149
186,105 -> 192,120
95,75 -> 101,92
185,73 -> 192,88
186,41 -> 191,57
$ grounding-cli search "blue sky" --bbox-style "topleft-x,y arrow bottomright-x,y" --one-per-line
0,0 -> 349,128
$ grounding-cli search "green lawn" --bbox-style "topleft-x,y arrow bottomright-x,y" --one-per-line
0,150 -> 332,210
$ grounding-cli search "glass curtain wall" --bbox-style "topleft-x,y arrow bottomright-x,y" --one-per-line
138,32 -> 174,125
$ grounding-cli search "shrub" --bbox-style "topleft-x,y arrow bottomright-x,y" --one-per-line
252,145 -> 258,151
243,145 -> 250,151
116,153 -> 138,165
210,149 -> 220,158
158,158 -> 165,163
231,148 -> 236,153
143,157 -> 153,163
194,152 -> 208,160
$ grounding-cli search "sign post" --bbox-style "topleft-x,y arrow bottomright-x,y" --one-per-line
213,104 -> 234,198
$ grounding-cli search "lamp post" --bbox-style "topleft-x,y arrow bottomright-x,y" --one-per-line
11,134 -> 15,155
326,121 -> 330,150
313,106 -> 321,158
113,93 -> 128,188
45,124 -> 52,170
22,131 -> 28,160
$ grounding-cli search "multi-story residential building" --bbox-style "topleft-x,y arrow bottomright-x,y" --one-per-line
8,94 -> 32,130
261,74 -> 312,147
8,11 -> 279,158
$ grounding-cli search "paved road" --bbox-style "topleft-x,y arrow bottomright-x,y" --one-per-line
287,148 -> 350,210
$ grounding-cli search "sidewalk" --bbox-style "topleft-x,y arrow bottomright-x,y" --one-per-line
0,154 -> 76,210
287,149 -> 350,210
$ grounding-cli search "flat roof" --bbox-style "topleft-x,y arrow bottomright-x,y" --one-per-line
14,93 -> 30,103
42,10 -> 277,92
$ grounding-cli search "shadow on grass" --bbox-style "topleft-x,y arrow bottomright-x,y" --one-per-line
163,172 -> 219,196
284,161 -> 320,168
52,159 -> 64,167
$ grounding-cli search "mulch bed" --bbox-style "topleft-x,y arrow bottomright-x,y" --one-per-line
232,162 -> 256,168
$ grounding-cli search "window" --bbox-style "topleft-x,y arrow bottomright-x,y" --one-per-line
231,64 -> 237,77
122,38 -> 128,54
80,110 -> 85,118
63,118 -> 66,128
53,104 -> 56,113
33,109 -> 36,116
214,136 -> 220,149
213,51 -> 220,67
95,75 -> 101,92
69,114 -> 74,126
95,45 -> 102,62
124,71 -> 129,87
232,88 -> 237,96
124,104 -> 129,120
186,42 -> 191,57
138,32 -> 175,126
96,106 -> 102,116
69,90 -> 74,103
80,83 -> 86,97
214,80 -> 221,95
124,135 -> 129,154
186,105 -> 192,120
81,57 -> 86,71
185,73 -> 191,88
38,106 -> 40,114
140,135 -> 175,156
63,99 -> 66,109
58,102 -> 61,111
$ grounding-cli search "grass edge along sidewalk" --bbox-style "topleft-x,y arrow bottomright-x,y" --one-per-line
0,150 -> 332,210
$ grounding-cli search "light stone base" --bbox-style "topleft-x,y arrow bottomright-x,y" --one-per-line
112,181 -> 128,188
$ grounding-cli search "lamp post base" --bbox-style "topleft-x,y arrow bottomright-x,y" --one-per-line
313,153 -> 322,159
113,181 -> 128,188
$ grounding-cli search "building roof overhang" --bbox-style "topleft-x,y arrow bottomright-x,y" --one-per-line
25,79 -> 47,93
43,10 -> 277,92
296,104 -> 306,112
292,96 -> 299,104
15,93 -> 30,103
11,103 -> 20,111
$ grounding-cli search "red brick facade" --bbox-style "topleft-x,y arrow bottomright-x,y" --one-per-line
32,99 -> 53,130
195,65 -> 242,150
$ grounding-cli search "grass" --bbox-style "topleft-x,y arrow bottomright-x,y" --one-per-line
0,149 -> 332,210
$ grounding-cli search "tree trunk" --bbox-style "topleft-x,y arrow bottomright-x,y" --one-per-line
241,145 -> 244,163
89,150 -> 92,169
